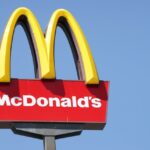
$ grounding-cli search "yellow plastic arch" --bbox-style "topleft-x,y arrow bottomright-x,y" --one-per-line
0,7 -> 50,82
0,7 -> 99,84
46,9 -> 99,84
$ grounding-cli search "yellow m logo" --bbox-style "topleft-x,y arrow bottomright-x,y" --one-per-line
0,7 -> 99,84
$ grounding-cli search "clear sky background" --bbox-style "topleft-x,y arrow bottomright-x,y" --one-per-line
0,0 -> 150,150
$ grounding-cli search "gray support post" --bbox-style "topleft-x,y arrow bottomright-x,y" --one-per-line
12,123 -> 82,150
44,136 -> 56,150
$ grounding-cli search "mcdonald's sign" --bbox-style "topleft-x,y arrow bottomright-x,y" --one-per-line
0,7 -> 109,129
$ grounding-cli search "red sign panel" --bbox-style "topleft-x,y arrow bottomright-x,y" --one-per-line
0,79 -> 109,124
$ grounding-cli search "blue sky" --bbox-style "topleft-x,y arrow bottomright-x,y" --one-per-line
0,0 -> 150,149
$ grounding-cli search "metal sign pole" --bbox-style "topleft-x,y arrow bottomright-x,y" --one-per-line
12,123 -> 82,150
44,136 -> 56,150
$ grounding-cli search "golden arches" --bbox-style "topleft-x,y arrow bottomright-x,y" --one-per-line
0,7 -> 99,84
